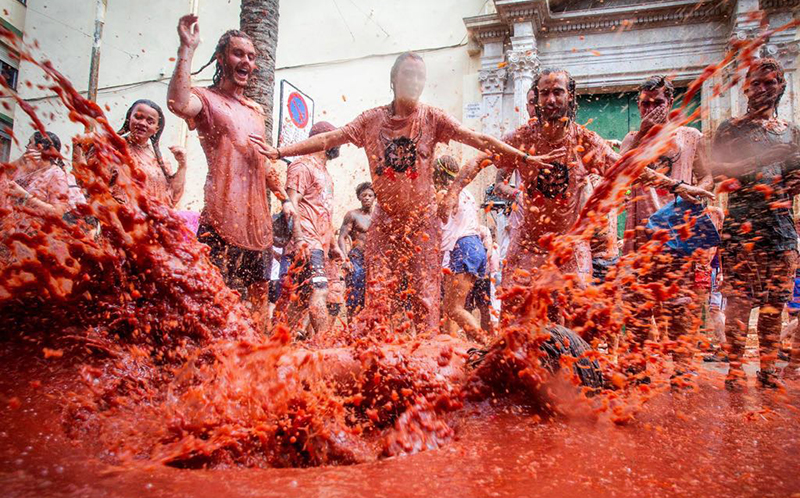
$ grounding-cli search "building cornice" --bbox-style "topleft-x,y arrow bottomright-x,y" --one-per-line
465,0 -> 732,44
463,14 -> 510,42
760,0 -> 800,10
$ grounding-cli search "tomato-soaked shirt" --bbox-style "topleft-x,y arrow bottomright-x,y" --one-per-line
712,118 -> 800,254
189,86 -> 272,251
496,121 -> 619,251
285,154 -> 334,253
127,145 -> 175,207
621,126 -> 702,255
339,104 -> 460,218
13,162 -> 74,214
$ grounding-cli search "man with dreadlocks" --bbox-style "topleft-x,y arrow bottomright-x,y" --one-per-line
710,58 -> 800,389
251,51 -> 556,335
167,15 -> 293,323
441,68 -> 710,323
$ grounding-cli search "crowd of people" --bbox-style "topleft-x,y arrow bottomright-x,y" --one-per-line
6,14 -> 800,390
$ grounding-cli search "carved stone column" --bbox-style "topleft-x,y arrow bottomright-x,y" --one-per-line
507,20 -> 538,127
727,0 -> 761,116
478,38 -> 507,138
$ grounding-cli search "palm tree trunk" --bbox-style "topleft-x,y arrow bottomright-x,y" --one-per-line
240,0 -> 280,141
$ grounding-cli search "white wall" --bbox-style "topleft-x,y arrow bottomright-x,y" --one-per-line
0,0 -> 26,30
9,0 -> 487,223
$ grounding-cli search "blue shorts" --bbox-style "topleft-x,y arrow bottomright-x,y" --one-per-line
787,272 -> 800,315
449,235 -> 486,277
279,249 -> 328,300
345,247 -> 366,314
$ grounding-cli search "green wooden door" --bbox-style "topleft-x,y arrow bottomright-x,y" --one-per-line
577,89 -> 701,141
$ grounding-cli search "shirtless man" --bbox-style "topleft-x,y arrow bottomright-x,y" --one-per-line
441,68 -> 711,323
710,58 -> 800,389
619,75 -> 713,379
166,15 -> 293,326
278,121 -> 343,338
338,182 -> 375,317
251,52 -> 553,334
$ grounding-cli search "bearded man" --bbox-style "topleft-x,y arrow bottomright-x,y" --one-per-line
167,15 -> 294,325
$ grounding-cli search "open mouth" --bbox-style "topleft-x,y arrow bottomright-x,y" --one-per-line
235,67 -> 250,79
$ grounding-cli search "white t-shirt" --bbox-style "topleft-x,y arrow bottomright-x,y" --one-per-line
441,190 -> 481,267
270,246 -> 283,280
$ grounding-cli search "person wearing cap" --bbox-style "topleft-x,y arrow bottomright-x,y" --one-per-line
276,121 -> 344,338
435,155 -> 487,343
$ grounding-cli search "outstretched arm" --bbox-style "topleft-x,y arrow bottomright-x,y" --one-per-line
8,182 -> 59,218
250,129 -> 351,161
444,154 -> 494,207
167,15 -> 203,120
452,126 -> 532,165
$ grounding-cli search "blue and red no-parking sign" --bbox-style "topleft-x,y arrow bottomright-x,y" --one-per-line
278,81 -> 316,162
286,91 -> 309,128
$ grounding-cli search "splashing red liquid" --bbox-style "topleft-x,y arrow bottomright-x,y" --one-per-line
1,17 -> 799,498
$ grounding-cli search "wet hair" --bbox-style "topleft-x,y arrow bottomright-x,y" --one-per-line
192,29 -> 254,87
434,155 -> 459,186
745,57 -> 786,115
32,131 -> 64,167
326,147 -> 340,160
639,75 -> 674,101
530,68 -> 578,122
434,155 -> 459,177
118,99 -> 167,173
390,52 -> 424,93
356,182 -> 374,198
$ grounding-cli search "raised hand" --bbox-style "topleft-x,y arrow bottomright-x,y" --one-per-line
249,134 -> 280,160
168,145 -> 187,166
641,104 -> 668,132
177,14 -> 200,50
21,147 -> 42,164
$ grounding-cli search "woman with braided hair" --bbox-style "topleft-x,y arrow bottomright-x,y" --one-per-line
116,100 -> 187,207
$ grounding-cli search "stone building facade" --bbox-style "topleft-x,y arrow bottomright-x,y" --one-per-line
465,0 -> 799,143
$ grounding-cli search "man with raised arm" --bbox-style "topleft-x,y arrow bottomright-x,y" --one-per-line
166,15 -> 294,326
251,52 -> 552,334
